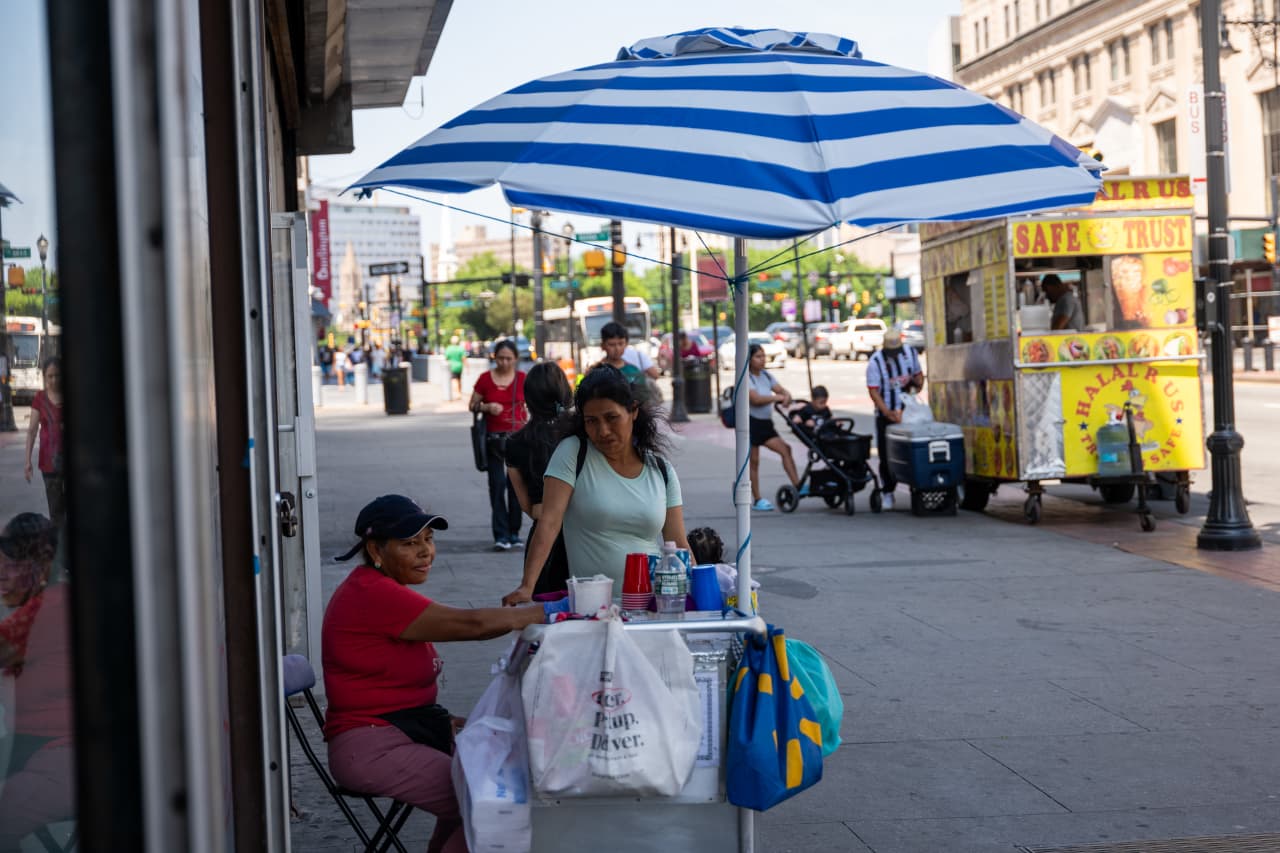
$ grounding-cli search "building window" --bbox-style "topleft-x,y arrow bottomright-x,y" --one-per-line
1072,53 -> 1092,94
1149,22 -> 1162,64
1038,68 -> 1057,107
1004,5 -> 1010,38
1165,19 -> 1175,58
1014,0 -> 1022,32
974,21 -> 981,54
984,17 -> 990,48
1109,36 -> 1131,81
1045,0 -> 1052,15
1261,88 -> 1280,178
1155,119 -> 1178,172
1035,0 -> 1041,23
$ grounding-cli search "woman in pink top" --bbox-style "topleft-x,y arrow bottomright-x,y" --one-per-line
23,359 -> 64,527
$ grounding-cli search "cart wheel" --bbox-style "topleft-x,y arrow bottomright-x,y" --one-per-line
869,489 -> 883,513
776,485 -> 799,513
1023,494 -> 1042,525
822,494 -> 843,508
958,478 -> 991,512
1175,485 -> 1191,515
1140,512 -> 1156,532
947,487 -> 959,516
1099,483 -> 1136,504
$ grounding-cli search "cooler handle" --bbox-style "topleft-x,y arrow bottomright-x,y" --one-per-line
928,439 -> 951,463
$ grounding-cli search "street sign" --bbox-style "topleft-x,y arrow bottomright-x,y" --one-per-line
368,261 -> 410,276
781,298 -> 796,320
2,247 -> 31,259
803,299 -> 822,322
574,230 -> 609,242
445,300 -> 473,308
550,278 -> 581,291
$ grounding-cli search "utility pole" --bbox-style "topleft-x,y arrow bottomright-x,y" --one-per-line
1197,0 -> 1262,551
610,219 -> 625,322
531,210 -> 546,360
0,190 -> 19,432
669,227 -> 689,423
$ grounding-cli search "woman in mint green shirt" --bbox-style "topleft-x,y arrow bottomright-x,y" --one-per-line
503,365 -> 687,605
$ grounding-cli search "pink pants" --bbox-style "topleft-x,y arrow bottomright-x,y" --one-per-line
0,740 -> 74,849
328,724 -> 465,853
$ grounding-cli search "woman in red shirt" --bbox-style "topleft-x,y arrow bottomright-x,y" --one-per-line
324,495 -> 545,853
23,359 -> 63,527
469,339 -> 527,551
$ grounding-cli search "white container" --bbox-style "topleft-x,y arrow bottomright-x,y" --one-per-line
1019,303 -> 1051,332
567,575 -> 613,616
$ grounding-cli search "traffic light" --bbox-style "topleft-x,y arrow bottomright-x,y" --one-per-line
582,249 -> 606,271
1265,232 -> 1276,264
612,242 -> 627,267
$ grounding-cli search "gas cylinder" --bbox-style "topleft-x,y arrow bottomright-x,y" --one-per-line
1096,412 -> 1132,477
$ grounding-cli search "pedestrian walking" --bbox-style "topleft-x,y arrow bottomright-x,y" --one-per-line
469,339 -> 527,551
504,361 -> 573,595
332,346 -> 347,387
866,327 -> 924,510
371,342 -> 387,380
745,344 -> 802,511
444,335 -> 465,397
24,358 -> 65,527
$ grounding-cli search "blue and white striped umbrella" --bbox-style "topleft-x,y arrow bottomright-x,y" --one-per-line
350,26 -> 1102,239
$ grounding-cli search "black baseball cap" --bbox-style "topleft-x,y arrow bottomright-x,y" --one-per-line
335,495 -> 448,561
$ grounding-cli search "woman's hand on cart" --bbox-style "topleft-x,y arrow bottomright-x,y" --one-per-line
502,584 -> 534,606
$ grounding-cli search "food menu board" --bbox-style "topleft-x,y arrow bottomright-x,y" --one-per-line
1018,329 -> 1197,365
1107,252 -> 1194,328
984,264 -> 1009,339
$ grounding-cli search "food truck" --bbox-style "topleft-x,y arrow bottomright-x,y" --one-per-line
918,175 -> 1205,527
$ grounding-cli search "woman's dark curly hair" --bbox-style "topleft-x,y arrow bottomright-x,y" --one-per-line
567,364 -> 670,457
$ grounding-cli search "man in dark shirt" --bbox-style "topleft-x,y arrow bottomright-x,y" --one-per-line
1042,274 -> 1085,331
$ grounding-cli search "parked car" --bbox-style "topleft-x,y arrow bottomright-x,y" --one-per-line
697,325 -> 734,348
719,332 -> 787,371
810,322 -> 843,358
828,318 -> 887,360
898,319 -> 926,351
764,321 -> 808,356
657,331 -> 716,373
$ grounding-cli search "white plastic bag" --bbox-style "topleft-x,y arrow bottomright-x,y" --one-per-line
521,611 -> 701,797
900,392 -> 934,425
452,665 -> 532,853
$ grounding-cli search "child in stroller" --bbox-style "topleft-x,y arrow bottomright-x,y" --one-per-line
775,396 -> 883,516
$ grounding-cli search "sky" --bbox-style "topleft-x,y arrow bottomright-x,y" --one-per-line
310,1 -> 963,263
2,1 -> 962,274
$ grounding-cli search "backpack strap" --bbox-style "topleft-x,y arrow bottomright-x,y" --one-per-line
575,436 -> 590,478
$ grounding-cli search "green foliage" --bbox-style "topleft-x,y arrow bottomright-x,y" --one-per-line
6,266 -> 59,324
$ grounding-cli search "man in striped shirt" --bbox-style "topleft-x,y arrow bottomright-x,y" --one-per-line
866,328 -> 924,510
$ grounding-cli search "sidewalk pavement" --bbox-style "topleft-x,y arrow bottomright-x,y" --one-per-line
289,384 -> 1280,853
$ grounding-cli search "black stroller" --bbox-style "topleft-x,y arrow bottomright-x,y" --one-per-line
773,401 -> 882,515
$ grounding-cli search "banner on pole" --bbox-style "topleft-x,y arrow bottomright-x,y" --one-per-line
311,199 -> 332,303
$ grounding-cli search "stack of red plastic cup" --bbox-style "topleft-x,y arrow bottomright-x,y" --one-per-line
621,552 -> 654,611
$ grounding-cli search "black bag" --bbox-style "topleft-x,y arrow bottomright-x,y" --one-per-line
719,387 -> 736,429
471,412 -> 488,472
378,703 -> 455,755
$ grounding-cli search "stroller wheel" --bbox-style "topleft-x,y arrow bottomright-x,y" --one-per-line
822,494 -> 844,508
844,488 -> 857,516
869,489 -> 883,513
776,484 -> 800,513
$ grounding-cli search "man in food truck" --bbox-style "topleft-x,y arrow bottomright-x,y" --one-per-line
866,328 -> 924,510
1041,273 -> 1085,331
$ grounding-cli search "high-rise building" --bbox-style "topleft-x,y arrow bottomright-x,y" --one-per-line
321,199 -> 424,327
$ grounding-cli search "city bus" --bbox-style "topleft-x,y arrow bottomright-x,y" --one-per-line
542,295 -> 652,371
6,316 -> 61,404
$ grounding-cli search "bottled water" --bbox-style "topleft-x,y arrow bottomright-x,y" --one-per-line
654,540 -> 687,619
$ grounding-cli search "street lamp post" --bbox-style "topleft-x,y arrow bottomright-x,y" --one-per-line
561,223 -> 579,373
669,226 -> 689,423
1197,0 -> 1262,551
36,234 -> 49,335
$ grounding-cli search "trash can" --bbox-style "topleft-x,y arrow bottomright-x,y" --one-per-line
683,357 -> 712,413
383,365 -> 410,415
411,353 -> 430,382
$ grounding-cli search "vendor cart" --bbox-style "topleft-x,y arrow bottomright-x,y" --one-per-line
918,175 -> 1206,528
516,615 -> 766,853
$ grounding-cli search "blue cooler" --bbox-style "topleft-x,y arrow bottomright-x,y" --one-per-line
885,421 -> 964,515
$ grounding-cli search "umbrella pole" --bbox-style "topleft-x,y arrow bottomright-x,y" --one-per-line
733,239 -> 753,613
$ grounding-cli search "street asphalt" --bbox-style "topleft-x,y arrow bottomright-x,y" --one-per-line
289,367 -> 1280,853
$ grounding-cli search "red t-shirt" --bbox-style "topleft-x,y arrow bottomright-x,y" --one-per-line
31,390 -> 63,474
321,565 -> 442,740
473,370 -> 527,434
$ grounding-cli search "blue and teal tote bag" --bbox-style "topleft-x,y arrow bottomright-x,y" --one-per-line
726,624 -> 824,810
